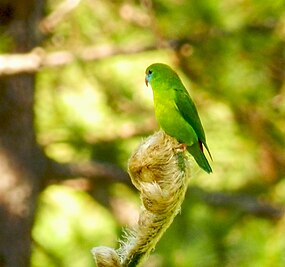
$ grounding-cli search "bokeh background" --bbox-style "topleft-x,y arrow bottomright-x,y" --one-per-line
1,0 -> 285,266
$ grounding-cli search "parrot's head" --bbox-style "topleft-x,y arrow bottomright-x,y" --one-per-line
145,63 -> 179,88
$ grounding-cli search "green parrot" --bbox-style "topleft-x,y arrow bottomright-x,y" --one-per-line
145,63 -> 212,173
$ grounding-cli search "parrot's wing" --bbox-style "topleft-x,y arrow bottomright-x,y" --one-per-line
174,86 -> 212,159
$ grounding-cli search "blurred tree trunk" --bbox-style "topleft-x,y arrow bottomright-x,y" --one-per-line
0,0 -> 46,266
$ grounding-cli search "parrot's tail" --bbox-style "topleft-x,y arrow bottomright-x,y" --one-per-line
187,143 -> 212,173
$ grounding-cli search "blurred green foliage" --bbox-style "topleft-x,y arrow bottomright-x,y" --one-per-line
31,0 -> 285,266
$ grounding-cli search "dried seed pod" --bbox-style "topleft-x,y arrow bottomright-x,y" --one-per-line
92,131 -> 191,267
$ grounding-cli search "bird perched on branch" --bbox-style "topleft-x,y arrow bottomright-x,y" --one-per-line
145,63 -> 212,173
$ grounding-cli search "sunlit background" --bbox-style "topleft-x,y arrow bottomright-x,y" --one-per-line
2,0 -> 285,266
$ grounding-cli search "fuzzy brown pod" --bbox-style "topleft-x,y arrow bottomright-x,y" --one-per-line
92,131 -> 191,267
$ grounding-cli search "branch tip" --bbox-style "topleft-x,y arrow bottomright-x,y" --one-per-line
92,131 -> 191,267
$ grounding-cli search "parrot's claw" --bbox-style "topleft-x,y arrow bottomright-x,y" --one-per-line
174,143 -> 187,153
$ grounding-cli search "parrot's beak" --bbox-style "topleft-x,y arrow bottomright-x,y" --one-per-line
145,78 -> 148,87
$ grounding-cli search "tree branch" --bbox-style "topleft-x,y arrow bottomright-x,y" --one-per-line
188,187 -> 284,220
0,44 -> 157,76
45,157 -> 284,220
40,0 -> 82,33
45,158 -> 131,187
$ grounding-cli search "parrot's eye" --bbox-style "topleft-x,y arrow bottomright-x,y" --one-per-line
147,70 -> 153,75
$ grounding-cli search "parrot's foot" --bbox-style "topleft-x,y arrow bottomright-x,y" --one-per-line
174,143 -> 187,153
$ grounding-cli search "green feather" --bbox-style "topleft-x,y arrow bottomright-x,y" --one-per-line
174,85 -> 212,160
187,142 -> 212,173
145,63 -> 212,173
